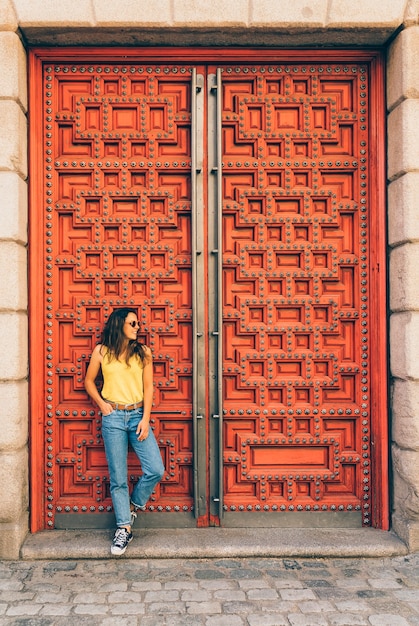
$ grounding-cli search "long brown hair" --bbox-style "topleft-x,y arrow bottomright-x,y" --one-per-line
101,308 -> 148,365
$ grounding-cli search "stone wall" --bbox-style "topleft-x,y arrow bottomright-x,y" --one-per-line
387,19 -> 419,550
0,2 -> 29,559
0,0 -> 418,557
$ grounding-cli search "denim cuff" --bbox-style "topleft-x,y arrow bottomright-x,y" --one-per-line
131,500 -> 146,511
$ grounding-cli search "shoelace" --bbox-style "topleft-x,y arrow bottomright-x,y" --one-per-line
113,528 -> 129,546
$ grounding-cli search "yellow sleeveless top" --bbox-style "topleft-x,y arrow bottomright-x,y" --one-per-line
101,349 -> 144,405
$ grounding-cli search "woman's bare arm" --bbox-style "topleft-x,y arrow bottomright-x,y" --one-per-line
84,344 -> 113,415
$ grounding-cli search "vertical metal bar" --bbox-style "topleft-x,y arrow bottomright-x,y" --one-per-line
215,68 -> 224,520
191,68 -> 206,519
191,68 -> 199,519
208,68 -> 224,522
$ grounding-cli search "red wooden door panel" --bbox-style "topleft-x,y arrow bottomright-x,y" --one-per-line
34,60 -> 196,528
218,62 -> 379,526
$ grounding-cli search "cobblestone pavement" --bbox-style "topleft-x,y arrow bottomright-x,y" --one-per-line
0,554 -> 418,625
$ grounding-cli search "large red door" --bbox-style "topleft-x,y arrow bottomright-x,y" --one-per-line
211,61 -> 387,528
29,50 -> 387,531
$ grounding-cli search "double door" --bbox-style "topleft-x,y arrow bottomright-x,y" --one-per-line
29,50 -> 388,531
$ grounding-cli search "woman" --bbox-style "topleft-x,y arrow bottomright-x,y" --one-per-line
84,308 -> 165,555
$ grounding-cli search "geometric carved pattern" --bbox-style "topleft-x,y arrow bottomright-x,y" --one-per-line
43,63 -> 194,526
40,59 -> 372,528
221,64 -> 371,524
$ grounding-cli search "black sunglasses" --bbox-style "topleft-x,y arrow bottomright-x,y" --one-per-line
127,321 -> 140,328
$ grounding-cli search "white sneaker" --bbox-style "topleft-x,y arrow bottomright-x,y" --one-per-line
111,527 -> 133,556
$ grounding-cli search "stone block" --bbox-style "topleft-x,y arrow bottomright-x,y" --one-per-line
388,173 -> 419,246
392,445 -> 419,515
0,516 -> 28,560
0,101 -> 27,179
388,99 -> 419,181
12,0 -> 94,26
173,0 -> 248,26
9,0 -> 410,46
0,172 -> 27,243
391,456 -> 419,552
387,26 -> 419,111
328,0 -> 406,26
392,379 -> 419,449
0,380 -> 28,450
392,377 -> 419,414
390,312 -> 419,380
0,448 -> 28,523
0,313 -> 28,380
250,0 -> 326,27
389,243 -> 419,311
0,32 -> 27,111
392,466 -> 411,513
0,0 -> 18,31
404,0 -> 419,27
392,514 -> 419,552
0,242 -> 27,310
94,0 -> 172,26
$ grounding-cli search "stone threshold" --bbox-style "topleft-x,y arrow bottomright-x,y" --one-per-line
21,527 -> 408,560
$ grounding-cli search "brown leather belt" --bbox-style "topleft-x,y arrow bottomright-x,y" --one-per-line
106,400 -> 143,411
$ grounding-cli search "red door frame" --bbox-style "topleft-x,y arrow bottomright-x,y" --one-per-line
29,48 -> 388,532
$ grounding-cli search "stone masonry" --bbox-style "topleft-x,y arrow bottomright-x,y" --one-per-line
387,10 -> 419,551
0,0 -> 418,558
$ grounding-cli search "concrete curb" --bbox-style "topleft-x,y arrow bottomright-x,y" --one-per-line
21,527 -> 409,560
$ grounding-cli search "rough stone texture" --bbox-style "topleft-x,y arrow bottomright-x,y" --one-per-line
0,0 -> 17,30
0,380 -> 28,450
387,20 -> 419,554
392,380 -> 419,449
387,99 -> 419,181
0,312 -> 27,380
390,312 -> 419,381
2,553 -> 419,621
12,0 -> 95,26
0,172 -> 27,244
93,0 -> 172,27
388,173 -> 419,247
9,0 -> 409,46
0,243 -> 27,310
0,448 -> 28,522
387,25 -> 419,110
0,0 -> 29,561
10,0 -> 409,29
404,0 -> 419,27
327,0 -> 406,26
392,470 -> 418,549
391,446 -> 419,550
393,447 -> 419,503
390,244 -> 419,311
0,31 -> 27,109
0,516 -> 28,559
21,527 -> 407,560
392,516 -> 419,550
173,0 -> 249,27
251,0 -> 328,27
0,101 -> 27,179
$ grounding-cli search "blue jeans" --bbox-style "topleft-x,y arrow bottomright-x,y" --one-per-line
101,408 -> 165,527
